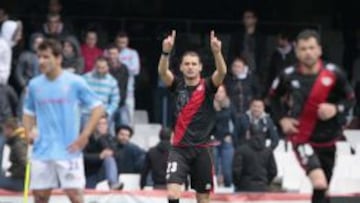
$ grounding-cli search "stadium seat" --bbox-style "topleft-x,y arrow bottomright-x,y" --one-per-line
95,180 -> 110,191
344,130 -> 360,147
281,151 -> 305,192
336,141 -> 352,155
133,110 -> 149,124
119,174 -> 141,190
132,124 -> 162,150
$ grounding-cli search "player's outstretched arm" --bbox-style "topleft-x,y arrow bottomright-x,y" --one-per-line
210,30 -> 227,87
158,30 -> 175,87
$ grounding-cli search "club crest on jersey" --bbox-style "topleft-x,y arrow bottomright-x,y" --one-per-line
321,76 -> 333,86
291,80 -> 300,88
196,84 -> 204,91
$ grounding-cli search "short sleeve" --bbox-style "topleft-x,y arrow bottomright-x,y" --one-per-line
76,77 -> 102,109
23,83 -> 36,116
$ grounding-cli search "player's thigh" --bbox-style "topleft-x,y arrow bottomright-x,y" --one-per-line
33,189 -> 52,203
196,193 -> 210,203
314,146 -> 336,182
190,148 -> 214,193
64,188 -> 84,203
166,148 -> 190,185
55,157 -> 86,189
294,144 -> 328,188
30,159 -> 58,190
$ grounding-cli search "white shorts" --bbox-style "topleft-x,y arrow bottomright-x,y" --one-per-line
30,157 -> 85,190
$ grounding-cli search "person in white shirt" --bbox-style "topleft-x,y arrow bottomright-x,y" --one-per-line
115,32 -> 140,125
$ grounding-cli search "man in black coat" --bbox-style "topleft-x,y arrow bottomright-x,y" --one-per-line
232,133 -> 277,192
140,127 -> 172,189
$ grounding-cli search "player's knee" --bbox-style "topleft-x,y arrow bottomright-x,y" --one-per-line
309,169 -> 328,190
34,195 -> 49,203
312,179 -> 328,190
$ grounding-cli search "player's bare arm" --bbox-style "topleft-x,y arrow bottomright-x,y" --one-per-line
23,114 -> 37,144
158,30 -> 176,87
68,105 -> 104,152
210,30 -> 227,87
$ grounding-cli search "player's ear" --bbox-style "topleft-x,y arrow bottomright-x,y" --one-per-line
319,45 -> 323,57
199,63 -> 203,72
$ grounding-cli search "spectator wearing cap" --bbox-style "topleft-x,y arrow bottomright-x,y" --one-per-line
114,125 -> 145,174
140,127 -> 171,190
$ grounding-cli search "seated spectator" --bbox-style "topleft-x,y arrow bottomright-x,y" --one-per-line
0,7 -> 8,27
62,35 -> 84,74
14,33 -> 44,91
114,125 -> 145,174
106,44 -> 129,126
224,56 -> 260,117
0,118 -> 26,191
82,57 -> 119,126
81,30 -> 103,73
140,127 -> 171,190
41,13 -> 69,40
213,85 -> 235,188
0,20 -> 22,85
83,115 -> 123,189
232,134 -> 277,192
0,83 -> 19,123
266,32 -> 296,89
235,98 -> 279,149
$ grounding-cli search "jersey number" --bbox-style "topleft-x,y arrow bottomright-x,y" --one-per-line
167,162 -> 178,173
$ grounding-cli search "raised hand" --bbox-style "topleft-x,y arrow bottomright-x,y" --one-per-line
210,30 -> 222,54
162,30 -> 176,53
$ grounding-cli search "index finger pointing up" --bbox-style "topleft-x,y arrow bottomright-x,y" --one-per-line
171,30 -> 176,39
210,30 -> 215,39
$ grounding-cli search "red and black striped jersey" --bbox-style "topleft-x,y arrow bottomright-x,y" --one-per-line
268,61 -> 355,145
168,77 -> 218,147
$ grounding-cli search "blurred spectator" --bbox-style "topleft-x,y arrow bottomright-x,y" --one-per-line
235,99 -> 279,150
14,33 -> 44,91
352,81 -> 360,128
115,32 -> 140,125
232,133 -> 277,192
0,20 -> 22,85
0,84 -> 19,123
82,57 -> 119,125
266,32 -> 296,89
41,13 -> 70,40
114,125 -> 145,174
84,116 -> 123,189
0,7 -> 8,27
0,118 -> 26,191
213,85 -> 235,188
224,56 -> 260,117
61,35 -> 84,74
107,44 -> 129,127
48,0 -> 62,15
140,127 -> 171,190
81,30 -> 103,73
229,10 -> 267,84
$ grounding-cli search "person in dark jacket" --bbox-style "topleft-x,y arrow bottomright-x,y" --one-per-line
224,56 -> 260,117
106,44 -> 130,126
213,85 -> 236,187
83,116 -> 123,189
0,118 -> 26,191
232,133 -> 277,192
61,35 -> 84,74
14,33 -> 44,92
114,125 -> 145,174
0,84 -> 18,123
228,10 -> 267,85
266,32 -> 296,90
140,127 -> 171,189
235,98 -> 279,150
41,13 -> 70,40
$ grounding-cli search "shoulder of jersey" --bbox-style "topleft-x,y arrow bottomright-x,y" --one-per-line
324,62 -> 340,72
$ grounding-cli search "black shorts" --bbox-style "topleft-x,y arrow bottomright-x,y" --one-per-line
293,143 -> 336,182
166,146 -> 214,193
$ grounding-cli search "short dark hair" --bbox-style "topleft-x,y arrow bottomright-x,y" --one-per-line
243,9 -> 257,18
107,43 -> 119,51
38,39 -> 62,57
159,127 -> 172,141
115,125 -> 134,137
95,56 -> 108,63
232,55 -> 248,65
181,51 -> 202,64
250,97 -> 264,105
296,29 -> 321,45
116,31 -> 128,39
